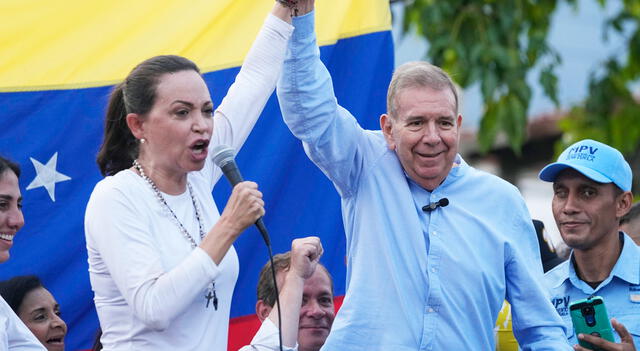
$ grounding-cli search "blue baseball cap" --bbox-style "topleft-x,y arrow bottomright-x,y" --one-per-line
539,139 -> 632,191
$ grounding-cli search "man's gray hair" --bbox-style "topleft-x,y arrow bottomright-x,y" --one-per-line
386,61 -> 459,118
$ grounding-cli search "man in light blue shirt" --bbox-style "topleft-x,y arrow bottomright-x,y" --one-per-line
540,139 -> 638,350
276,8 -> 570,351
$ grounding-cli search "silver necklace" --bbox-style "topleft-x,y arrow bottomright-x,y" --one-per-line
133,159 -> 218,310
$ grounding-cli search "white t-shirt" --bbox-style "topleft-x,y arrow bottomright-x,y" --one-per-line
84,14 -> 293,351
239,319 -> 297,351
0,296 -> 46,350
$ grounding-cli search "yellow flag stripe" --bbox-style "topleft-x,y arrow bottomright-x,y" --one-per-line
0,0 -> 391,92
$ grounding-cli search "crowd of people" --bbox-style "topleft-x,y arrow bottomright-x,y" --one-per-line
1,0 -> 638,350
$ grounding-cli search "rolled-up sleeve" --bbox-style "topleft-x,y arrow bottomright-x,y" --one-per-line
277,11 -> 372,198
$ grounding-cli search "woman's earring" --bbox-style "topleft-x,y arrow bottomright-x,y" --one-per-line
140,138 -> 146,144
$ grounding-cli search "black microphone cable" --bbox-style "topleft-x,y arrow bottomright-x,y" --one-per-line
212,145 -> 283,351
266,234 -> 283,351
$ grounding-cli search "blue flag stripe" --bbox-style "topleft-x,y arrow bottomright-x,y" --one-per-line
0,29 -> 393,349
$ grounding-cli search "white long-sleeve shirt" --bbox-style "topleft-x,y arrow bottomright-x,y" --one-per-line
239,319 -> 297,351
84,13 -> 293,351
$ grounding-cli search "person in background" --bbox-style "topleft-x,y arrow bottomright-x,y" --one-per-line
276,3 -> 571,350
540,139 -> 638,350
533,219 -> 568,272
0,155 -> 46,350
620,202 -> 640,245
245,237 -> 334,351
84,1 -> 314,349
0,275 -> 67,351
240,236 -> 326,351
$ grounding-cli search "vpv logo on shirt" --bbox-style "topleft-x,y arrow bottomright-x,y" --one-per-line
566,145 -> 598,162
551,296 -> 570,316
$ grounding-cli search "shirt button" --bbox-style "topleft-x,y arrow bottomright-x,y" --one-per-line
428,307 -> 435,313
432,231 -> 438,236
431,268 -> 436,273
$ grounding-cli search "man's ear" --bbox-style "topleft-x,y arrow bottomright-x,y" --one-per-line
380,114 -> 395,151
125,113 -> 145,140
616,191 -> 634,219
255,300 -> 272,322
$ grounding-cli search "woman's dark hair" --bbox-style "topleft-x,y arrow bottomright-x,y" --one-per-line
91,328 -> 103,351
96,55 -> 201,176
0,155 -> 21,179
0,275 -> 43,313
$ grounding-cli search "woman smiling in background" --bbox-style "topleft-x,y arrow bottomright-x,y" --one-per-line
0,275 -> 68,351
0,155 -> 46,350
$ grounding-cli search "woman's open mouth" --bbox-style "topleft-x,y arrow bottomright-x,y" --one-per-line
45,335 -> 65,349
191,140 -> 209,154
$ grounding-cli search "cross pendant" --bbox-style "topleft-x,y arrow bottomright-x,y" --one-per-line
205,285 -> 218,310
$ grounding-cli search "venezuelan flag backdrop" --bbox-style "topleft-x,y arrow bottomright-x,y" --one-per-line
0,1 -> 393,349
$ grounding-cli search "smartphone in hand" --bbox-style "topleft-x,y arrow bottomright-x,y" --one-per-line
569,296 -> 614,350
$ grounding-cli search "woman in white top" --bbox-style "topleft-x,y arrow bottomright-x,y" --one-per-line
84,2 -> 313,350
0,275 -> 67,351
0,156 -> 47,350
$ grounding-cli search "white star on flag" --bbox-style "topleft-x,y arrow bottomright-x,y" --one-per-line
26,152 -> 71,202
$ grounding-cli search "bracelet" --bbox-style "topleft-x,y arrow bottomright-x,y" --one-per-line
276,0 -> 299,17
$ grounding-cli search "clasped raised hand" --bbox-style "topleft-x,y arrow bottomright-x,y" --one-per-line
290,236 -> 323,280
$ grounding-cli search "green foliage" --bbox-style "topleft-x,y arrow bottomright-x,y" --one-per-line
559,60 -> 640,155
556,1 -> 640,191
402,0 -> 640,192
403,0 -> 571,153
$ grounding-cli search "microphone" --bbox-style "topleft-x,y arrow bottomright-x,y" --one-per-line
422,198 -> 449,213
211,145 -> 270,246
212,145 -> 283,351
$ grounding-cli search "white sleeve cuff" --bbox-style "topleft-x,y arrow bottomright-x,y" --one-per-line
265,13 -> 295,37
249,318 -> 297,351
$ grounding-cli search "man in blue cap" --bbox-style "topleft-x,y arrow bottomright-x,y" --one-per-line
539,139 -> 638,350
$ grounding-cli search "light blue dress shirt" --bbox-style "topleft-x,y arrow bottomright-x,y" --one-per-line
277,11 -> 571,351
545,232 -> 640,346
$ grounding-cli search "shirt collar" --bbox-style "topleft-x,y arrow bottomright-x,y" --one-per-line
445,154 -> 465,179
559,232 -> 640,291
546,260 -> 571,289
609,232 -> 640,285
